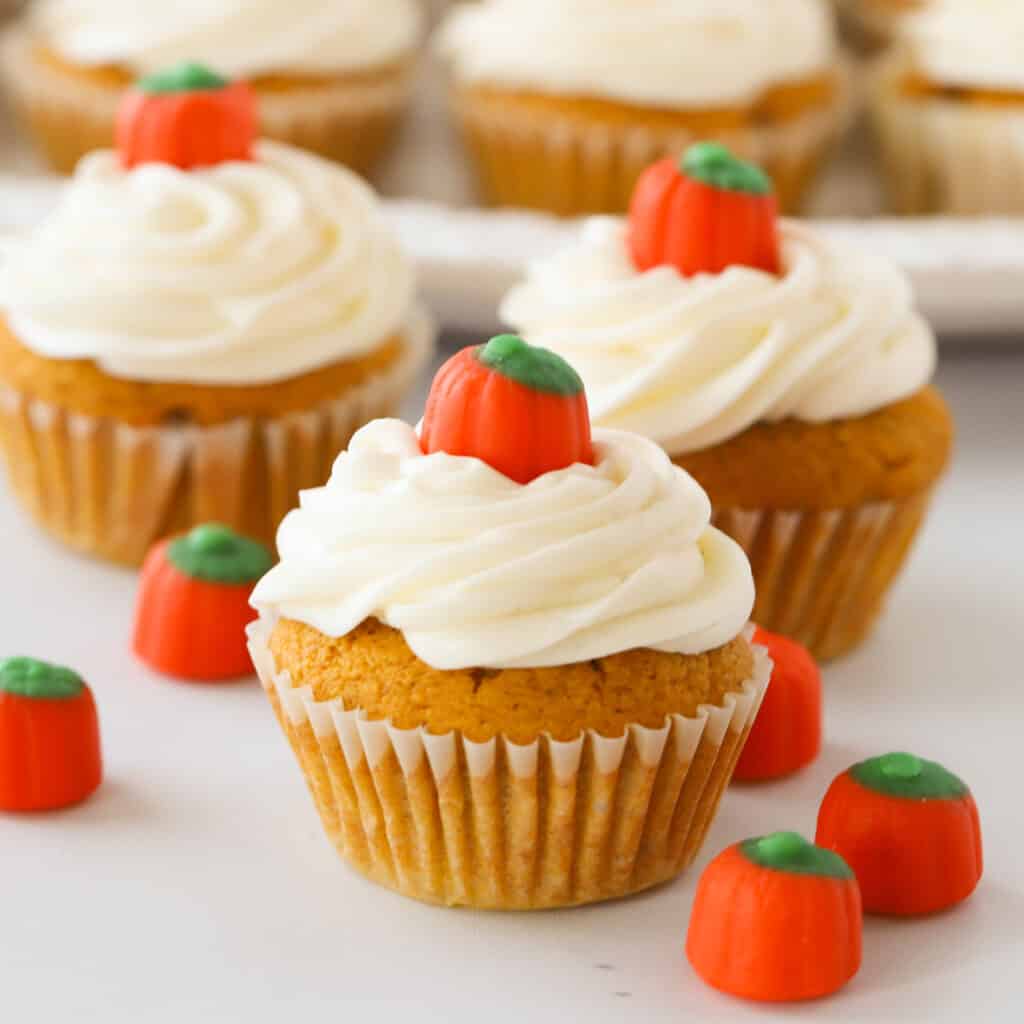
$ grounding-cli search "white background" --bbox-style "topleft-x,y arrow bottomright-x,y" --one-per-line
1,344 -> 1022,1022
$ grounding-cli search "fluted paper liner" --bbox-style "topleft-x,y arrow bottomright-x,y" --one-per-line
248,619 -> 770,910
452,75 -> 850,216
714,491 -> 934,662
0,311 -> 433,565
2,28 -> 415,174
872,57 -> 1024,215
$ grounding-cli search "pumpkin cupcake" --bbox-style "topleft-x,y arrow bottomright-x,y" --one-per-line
3,0 -> 423,174
502,145 -> 953,661
0,66 -> 433,566
249,335 -> 768,910
872,0 -> 1024,214
436,0 -> 847,216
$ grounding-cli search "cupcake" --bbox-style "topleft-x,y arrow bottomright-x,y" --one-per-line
249,334 -> 768,909
872,0 -> 1024,214
436,0 -> 847,216
502,146 -> 953,661
0,68 -> 433,566
3,0 -> 423,175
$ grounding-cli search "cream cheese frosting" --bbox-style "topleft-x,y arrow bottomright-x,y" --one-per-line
31,0 -> 422,77
501,218 -> 936,455
252,419 -> 755,670
902,0 -> 1024,93
437,0 -> 836,108
0,141 -> 418,386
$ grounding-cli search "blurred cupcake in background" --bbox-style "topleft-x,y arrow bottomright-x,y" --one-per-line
436,0 -> 847,216
872,0 -> 1024,214
2,0 -> 423,174
502,145 -> 953,661
0,66 -> 433,565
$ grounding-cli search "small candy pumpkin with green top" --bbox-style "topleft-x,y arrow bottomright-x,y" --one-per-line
420,334 -> 593,485
816,753 -> 983,916
117,62 -> 256,171
686,832 -> 862,1003
133,523 -> 273,682
629,142 -> 781,278
0,658 -> 102,812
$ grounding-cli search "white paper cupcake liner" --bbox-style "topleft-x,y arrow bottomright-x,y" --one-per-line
0,309 -> 434,565
248,618 -> 771,910
872,58 -> 1024,215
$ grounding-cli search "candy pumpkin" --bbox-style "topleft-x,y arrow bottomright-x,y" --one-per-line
687,832 -> 862,1003
733,627 -> 822,782
0,657 -> 102,812
629,142 -> 781,278
133,523 -> 273,682
816,753 -> 983,916
117,62 -> 256,171
420,334 -> 593,485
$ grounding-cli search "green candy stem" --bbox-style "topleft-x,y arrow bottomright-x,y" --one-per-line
167,523 -> 273,585
851,753 -> 968,801
681,142 -> 772,196
138,62 -> 229,95
0,657 -> 84,700
476,334 -> 584,397
741,831 -> 854,880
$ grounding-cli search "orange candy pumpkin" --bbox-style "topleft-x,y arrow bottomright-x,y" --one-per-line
133,523 -> 273,682
116,62 -> 256,171
421,334 -> 593,485
687,832 -> 862,1003
734,627 -> 822,782
816,753 -> 983,916
0,658 -> 102,812
629,143 -> 781,278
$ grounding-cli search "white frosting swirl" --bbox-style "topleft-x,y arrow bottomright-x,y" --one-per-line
32,0 -> 422,76
252,419 -> 755,670
437,0 -> 835,108
0,142 -> 417,385
501,219 -> 936,455
902,0 -> 1024,92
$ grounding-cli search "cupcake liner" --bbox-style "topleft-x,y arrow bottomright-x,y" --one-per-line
451,75 -> 850,216
248,619 -> 771,910
1,29 -> 415,174
871,60 -> 1024,214
714,491 -> 934,662
0,311 -> 433,565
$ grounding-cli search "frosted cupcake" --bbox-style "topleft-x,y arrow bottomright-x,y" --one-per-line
502,146 -> 953,661
873,0 -> 1024,214
0,67 -> 433,566
436,0 -> 846,216
3,0 -> 423,174
249,335 -> 768,909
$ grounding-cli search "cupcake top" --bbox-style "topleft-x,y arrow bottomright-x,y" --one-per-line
437,0 -> 836,108
502,148 -> 936,456
0,139 -> 417,385
30,0 -> 423,77
252,337 -> 755,671
901,0 -> 1024,92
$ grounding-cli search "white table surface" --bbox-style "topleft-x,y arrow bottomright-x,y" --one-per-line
2,344 -> 1023,1023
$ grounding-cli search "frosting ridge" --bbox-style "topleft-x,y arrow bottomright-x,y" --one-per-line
252,420 -> 755,670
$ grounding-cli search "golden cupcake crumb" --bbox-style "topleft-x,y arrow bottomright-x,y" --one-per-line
269,618 -> 755,745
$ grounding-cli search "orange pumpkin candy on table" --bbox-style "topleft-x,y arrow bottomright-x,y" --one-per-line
817,753 -> 983,916
421,333 -> 593,484
0,657 -> 103,812
686,831 -> 862,1003
733,627 -> 822,782
134,523 -> 273,682
116,62 -> 256,171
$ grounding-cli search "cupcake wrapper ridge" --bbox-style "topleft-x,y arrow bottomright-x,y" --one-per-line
248,619 -> 771,910
714,492 -> 934,661
0,309 -> 434,565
